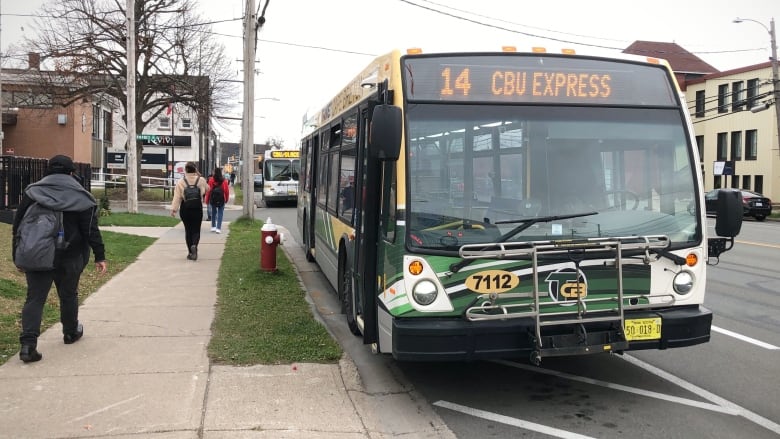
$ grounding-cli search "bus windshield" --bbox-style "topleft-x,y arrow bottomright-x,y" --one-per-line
264,159 -> 300,181
405,104 -> 700,252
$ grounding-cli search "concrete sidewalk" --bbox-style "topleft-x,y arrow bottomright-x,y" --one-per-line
0,222 -> 455,438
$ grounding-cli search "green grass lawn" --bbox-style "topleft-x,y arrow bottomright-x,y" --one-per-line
208,217 -> 341,364
0,212 -> 341,366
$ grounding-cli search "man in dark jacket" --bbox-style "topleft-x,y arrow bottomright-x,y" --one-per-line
11,155 -> 108,363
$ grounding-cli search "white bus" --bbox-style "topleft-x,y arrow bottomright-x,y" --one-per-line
262,149 -> 300,206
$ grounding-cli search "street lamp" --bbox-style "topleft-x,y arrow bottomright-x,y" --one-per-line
734,17 -> 780,155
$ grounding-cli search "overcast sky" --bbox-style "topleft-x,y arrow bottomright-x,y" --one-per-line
2,0 -> 778,147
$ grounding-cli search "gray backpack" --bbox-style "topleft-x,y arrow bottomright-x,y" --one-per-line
14,202 -> 67,271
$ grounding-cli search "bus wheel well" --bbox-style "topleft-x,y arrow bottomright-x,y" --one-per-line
303,210 -> 315,262
339,241 -> 361,336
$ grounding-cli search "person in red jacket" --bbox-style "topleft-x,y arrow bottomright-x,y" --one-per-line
205,168 -> 230,233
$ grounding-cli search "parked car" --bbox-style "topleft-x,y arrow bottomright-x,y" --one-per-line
253,173 -> 264,191
705,188 -> 772,221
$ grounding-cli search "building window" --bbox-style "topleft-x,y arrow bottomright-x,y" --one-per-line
746,78 -> 759,109
730,131 -> 742,160
695,90 -> 705,118
714,175 -> 722,189
103,110 -> 112,141
730,175 -> 740,189
742,175 -> 750,190
716,132 -> 728,160
717,84 -> 729,113
695,135 -> 704,159
92,105 -> 100,138
181,117 -> 192,129
746,129 -> 758,160
755,175 -> 764,194
159,116 -> 170,129
731,81 -> 744,111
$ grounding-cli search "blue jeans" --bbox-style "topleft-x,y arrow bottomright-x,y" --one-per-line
210,204 -> 225,230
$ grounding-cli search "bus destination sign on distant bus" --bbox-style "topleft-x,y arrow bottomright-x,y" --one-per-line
269,150 -> 300,159
402,55 -> 676,106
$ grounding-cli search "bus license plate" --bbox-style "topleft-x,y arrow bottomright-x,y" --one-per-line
624,318 -> 662,341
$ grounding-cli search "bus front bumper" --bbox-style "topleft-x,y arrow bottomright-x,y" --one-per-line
386,305 -> 712,361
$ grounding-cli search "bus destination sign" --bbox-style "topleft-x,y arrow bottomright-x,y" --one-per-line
402,55 -> 676,106
269,150 -> 300,159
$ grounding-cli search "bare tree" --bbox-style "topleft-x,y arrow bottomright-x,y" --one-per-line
23,0 -> 238,191
266,137 -> 286,149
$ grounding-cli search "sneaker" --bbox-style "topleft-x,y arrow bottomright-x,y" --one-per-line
20,345 -> 42,363
215,229 -> 221,234
64,323 -> 84,344
190,245 -> 198,261
211,227 -> 217,232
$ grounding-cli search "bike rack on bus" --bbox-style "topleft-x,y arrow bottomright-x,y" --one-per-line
458,235 -> 673,364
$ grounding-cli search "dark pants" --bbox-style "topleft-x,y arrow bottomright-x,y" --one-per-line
20,257 -> 83,347
180,206 -> 203,252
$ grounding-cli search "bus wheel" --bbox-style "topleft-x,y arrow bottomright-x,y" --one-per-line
303,217 -> 315,262
339,250 -> 361,336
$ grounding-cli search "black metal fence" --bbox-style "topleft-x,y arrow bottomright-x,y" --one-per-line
0,155 -> 92,214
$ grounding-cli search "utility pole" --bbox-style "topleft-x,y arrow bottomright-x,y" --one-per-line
242,0 -> 256,219
770,18 -> 780,158
126,0 -> 138,213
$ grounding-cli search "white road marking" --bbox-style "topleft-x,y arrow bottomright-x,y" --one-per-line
438,357 -> 780,436
434,400 -> 597,439
711,325 -> 780,350
622,354 -> 780,435
493,359 -> 739,415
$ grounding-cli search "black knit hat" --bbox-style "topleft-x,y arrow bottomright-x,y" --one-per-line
47,154 -> 76,174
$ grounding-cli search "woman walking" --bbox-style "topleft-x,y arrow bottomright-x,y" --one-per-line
170,162 -> 208,260
205,168 -> 230,233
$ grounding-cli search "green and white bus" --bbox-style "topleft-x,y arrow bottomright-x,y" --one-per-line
297,48 -> 742,363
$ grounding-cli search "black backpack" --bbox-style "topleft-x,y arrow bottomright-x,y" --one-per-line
14,202 -> 67,271
210,181 -> 225,207
182,176 -> 202,209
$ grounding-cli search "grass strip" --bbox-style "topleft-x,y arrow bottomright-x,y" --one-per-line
207,217 -> 342,365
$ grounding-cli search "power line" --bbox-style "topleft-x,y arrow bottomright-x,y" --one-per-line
399,0 -> 767,57
397,0 -> 624,51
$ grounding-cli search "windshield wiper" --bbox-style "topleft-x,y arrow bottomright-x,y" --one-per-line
448,211 -> 598,274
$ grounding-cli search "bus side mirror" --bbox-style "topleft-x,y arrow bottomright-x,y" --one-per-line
708,189 -> 742,261
369,104 -> 402,161
715,189 -> 742,238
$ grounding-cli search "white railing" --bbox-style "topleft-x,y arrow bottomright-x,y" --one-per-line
91,171 -> 175,190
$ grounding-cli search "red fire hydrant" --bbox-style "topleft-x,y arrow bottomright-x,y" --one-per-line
261,217 -> 282,272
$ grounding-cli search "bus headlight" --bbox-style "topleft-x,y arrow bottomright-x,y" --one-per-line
412,280 -> 438,306
673,270 -> 694,295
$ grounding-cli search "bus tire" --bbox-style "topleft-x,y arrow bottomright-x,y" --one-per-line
303,215 -> 315,262
339,248 -> 361,336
